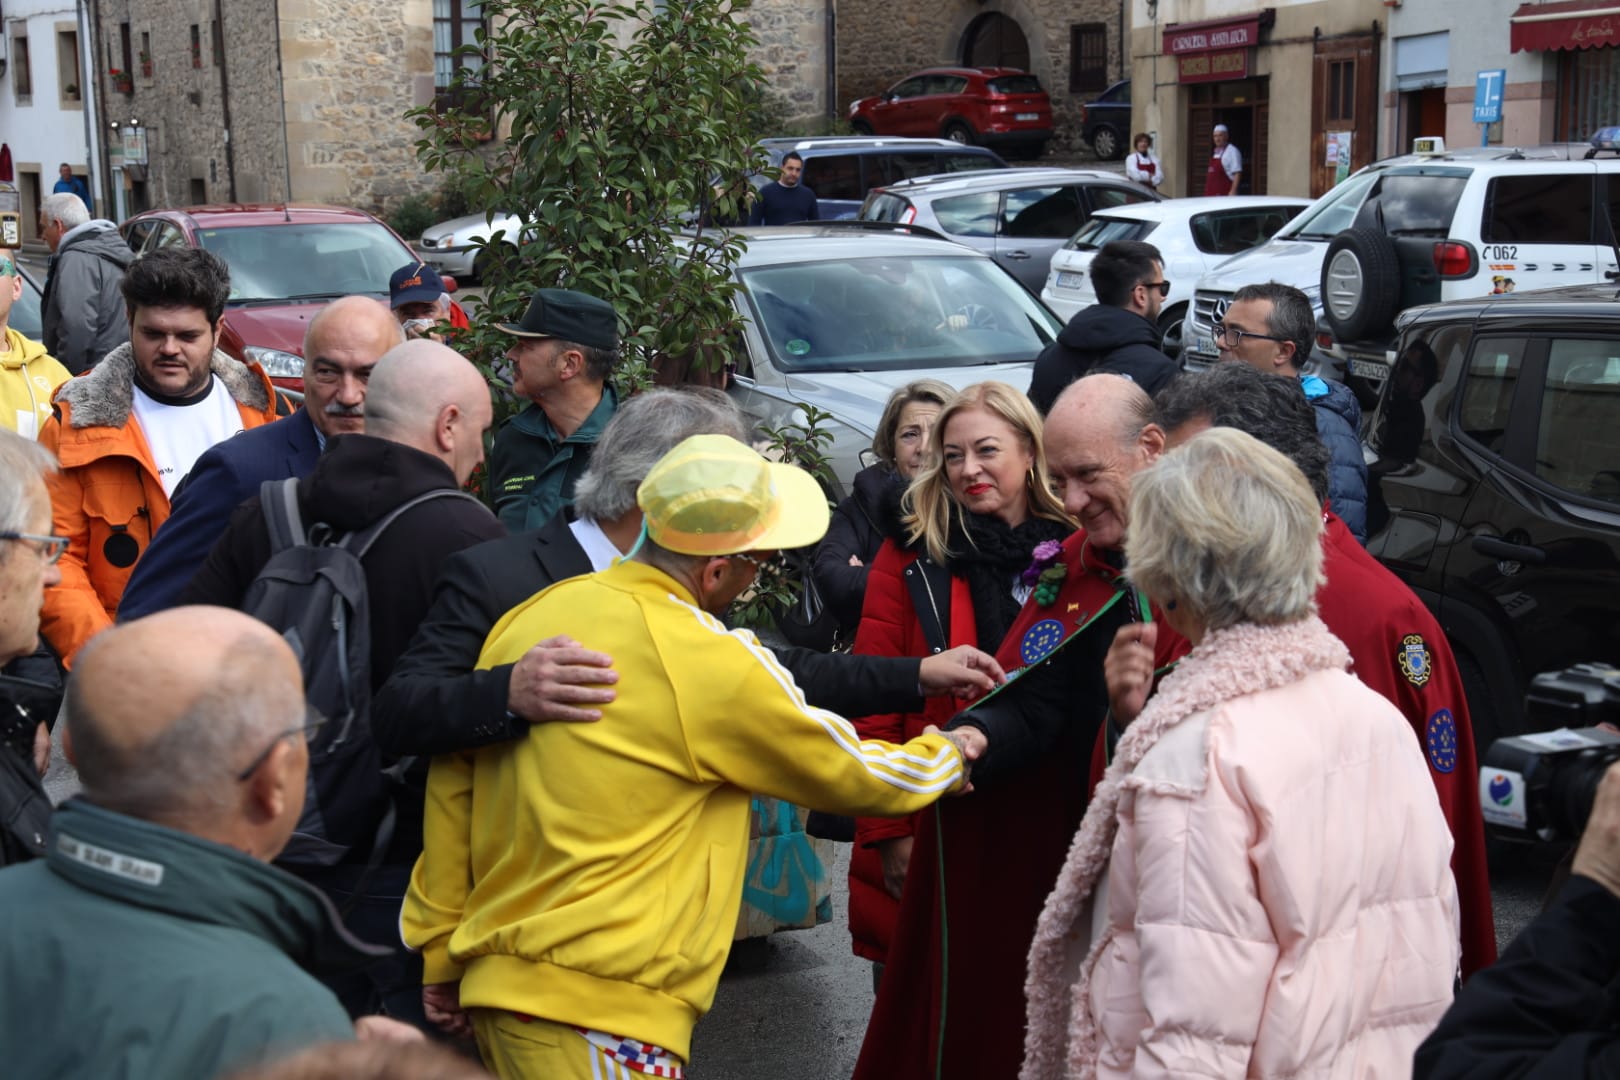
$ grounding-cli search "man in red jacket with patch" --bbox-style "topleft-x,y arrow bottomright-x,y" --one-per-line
1122,362 -> 1495,978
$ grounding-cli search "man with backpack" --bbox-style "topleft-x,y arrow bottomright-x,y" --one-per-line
177,338 -> 502,1029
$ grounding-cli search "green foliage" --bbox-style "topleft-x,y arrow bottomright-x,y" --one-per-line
387,194 -> 439,242
407,0 -> 766,407
730,405 -> 838,633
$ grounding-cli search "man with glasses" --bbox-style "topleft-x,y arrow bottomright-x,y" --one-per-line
1029,240 -> 1179,414
0,251 -> 71,439
1214,281 -> 1368,542
0,605 -> 424,1077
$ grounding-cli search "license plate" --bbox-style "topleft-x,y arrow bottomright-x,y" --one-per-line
1056,271 -> 1085,289
1194,336 -> 1215,356
1348,358 -> 1389,380
1016,113 -> 1039,121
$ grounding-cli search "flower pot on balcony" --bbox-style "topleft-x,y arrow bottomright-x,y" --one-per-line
112,72 -> 133,95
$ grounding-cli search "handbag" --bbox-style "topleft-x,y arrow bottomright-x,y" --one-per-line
774,554 -> 841,653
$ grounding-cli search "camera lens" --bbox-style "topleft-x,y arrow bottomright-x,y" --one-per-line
1549,750 -> 1620,840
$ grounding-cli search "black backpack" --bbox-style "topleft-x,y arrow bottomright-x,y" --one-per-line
243,478 -> 480,873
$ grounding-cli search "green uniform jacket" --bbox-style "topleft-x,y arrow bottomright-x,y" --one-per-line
0,799 -> 387,1079
489,384 -> 617,532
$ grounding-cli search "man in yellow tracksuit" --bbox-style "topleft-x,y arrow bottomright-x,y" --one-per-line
403,434 -> 975,1078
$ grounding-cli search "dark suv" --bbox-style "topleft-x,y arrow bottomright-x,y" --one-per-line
847,67 -> 1051,159
1365,283 -> 1620,746
1079,80 -> 1131,161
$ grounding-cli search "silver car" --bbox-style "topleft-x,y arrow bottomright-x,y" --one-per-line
859,167 -> 1161,292
715,225 -> 1064,497
415,210 -> 532,281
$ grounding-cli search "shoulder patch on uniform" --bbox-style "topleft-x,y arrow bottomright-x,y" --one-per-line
1425,708 -> 1458,774
1398,633 -> 1432,687
1020,618 -> 1064,665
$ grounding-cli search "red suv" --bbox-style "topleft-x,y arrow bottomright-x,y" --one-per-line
120,204 -> 427,391
848,67 -> 1051,160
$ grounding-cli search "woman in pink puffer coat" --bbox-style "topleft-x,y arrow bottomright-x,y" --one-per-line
1022,428 -> 1461,1080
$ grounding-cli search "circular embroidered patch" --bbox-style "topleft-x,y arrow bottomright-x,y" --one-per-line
1020,618 -> 1065,665
1398,633 -> 1432,687
1425,709 -> 1458,774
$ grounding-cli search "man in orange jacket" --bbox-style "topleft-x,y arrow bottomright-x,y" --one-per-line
38,247 -> 284,666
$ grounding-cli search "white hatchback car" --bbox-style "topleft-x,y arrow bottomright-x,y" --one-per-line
1039,196 -> 1308,350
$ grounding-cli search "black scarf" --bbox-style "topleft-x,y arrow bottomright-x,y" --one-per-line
944,511 -> 1072,652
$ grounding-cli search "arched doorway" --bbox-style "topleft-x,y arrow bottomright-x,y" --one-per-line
962,13 -> 1030,71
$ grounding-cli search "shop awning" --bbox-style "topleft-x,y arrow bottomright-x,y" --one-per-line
1511,1 -> 1620,52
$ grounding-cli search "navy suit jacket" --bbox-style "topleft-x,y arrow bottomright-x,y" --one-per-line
118,408 -> 323,621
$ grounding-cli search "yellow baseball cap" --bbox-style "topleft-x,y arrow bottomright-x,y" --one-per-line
637,434 -> 830,556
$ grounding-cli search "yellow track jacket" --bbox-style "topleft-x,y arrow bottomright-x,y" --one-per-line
403,559 -> 965,1061
1,327 -> 70,438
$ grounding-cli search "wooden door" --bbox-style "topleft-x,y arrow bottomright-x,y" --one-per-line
1310,35 -> 1379,197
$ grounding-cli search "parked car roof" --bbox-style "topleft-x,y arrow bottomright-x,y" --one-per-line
132,204 -> 387,228
869,166 -> 1126,196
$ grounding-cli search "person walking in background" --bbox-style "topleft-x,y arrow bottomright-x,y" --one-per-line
1124,134 -> 1161,193
37,193 -> 134,375
0,251 -> 70,439
811,379 -> 952,639
748,151 -> 820,226
1205,123 -> 1243,196
51,164 -> 91,216
1022,427 -> 1459,1079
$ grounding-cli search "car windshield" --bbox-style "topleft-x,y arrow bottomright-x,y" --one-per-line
195,222 -> 414,303
1064,216 -> 1156,251
987,75 -> 1042,95
7,269 -> 43,340
1286,169 -> 1382,240
740,254 -> 1061,373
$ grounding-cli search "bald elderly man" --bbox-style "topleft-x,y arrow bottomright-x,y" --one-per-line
179,337 -> 503,1029
119,296 -> 406,620
0,607 -> 410,1078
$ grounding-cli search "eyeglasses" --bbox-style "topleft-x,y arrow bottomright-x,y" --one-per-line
1141,280 -> 1172,298
1212,322 -> 1288,348
236,707 -> 327,781
0,531 -> 70,565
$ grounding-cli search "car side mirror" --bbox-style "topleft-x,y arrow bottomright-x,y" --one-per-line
859,447 -> 878,470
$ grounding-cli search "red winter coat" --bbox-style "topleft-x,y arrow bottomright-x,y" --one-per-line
847,539 -> 978,963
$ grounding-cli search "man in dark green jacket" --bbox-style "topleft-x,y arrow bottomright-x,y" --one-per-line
489,287 -> 619,532
0,605 -> 402,1079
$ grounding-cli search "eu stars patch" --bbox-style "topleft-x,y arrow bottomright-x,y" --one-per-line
1425,708 -> 1458,774
1398,633 -> 1432,687
1020,618 -> 1065,665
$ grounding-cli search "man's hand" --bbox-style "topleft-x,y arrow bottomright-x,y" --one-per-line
508,636 -> 618,723
848,554 -> 865,568
925,722 -> 985,794
1104,622 -> 1157,727
1572,761 -> 1620,900
918,646 -> 1006,701
354,1015 -> 427,1043
421,981 -> 474,1040
32,721 -> 49,777
877,835 -> 914,900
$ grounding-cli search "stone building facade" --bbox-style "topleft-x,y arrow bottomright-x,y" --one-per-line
834,0 -> 1127,152
91,0 -> 830,216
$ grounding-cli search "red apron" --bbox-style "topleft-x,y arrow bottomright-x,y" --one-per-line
1204,147 -> 1230,196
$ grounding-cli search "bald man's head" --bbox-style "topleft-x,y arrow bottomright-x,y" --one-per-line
363,339 -> 494,484
67,608 -> 308,850
1042,374 -> 1165,550
301,297 -> 405,440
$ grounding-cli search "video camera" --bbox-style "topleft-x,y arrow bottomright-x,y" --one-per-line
1479,662 -> 1620,843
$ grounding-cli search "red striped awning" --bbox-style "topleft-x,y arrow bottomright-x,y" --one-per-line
1511,1 -> 1620,52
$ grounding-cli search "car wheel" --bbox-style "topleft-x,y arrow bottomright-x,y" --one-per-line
943,120 -> 976,145
1158,303 -> 1188,358
850,119 -> 874,136
1090,125 -> 1122,161
1320,227 -> 1403,341
471,251 -> 491,284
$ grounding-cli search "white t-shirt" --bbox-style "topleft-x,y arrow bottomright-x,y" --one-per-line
131,375 -> 245,496
568,516 -> 624,572
1217,142 -> 1244,179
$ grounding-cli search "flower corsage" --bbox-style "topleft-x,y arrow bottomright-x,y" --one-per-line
1020,539 -> 1067,606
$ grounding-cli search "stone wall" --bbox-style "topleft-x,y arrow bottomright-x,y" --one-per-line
277,0 -> 437,210
749,0 -> 829,125
835,0 -> 1125,151
93,0 -> 290,207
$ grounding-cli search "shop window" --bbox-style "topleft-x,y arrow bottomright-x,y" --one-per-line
1069,23 -> 1107,93
1483,174 -> 1594,245
1458,337 -> 1526,455
1537,339 -> 1620,504
10,27 -> 30,100
434,0 -> 485,112
1327,60 -> 1355,123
